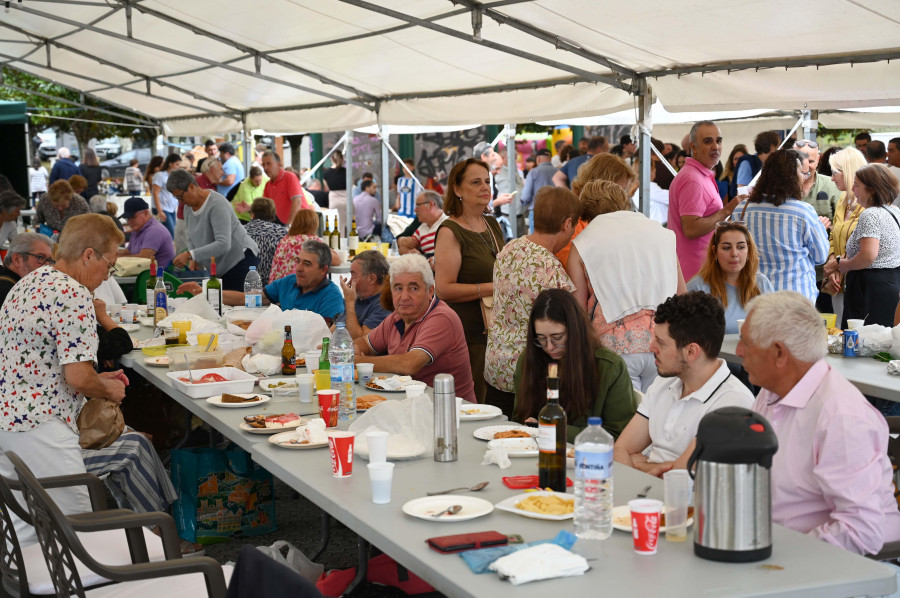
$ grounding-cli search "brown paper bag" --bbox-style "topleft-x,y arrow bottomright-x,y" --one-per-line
77,398 -> 125,449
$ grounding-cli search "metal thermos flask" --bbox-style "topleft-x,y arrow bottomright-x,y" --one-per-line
433,374 -> 457,462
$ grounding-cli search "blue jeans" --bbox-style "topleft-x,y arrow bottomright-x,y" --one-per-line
153,209 -> 176,238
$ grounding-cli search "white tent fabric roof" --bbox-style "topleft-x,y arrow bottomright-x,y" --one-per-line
1,0 -> 898,135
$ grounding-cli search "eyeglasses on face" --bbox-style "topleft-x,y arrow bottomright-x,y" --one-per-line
533,333 -> 567,348
19,252 -> 55,266
94,249 -> 116,278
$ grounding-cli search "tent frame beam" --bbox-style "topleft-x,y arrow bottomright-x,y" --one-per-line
8,3 -> 376,111
2,78 -> 156,126
337,0 -> 635,93
642,50 -> 900,78
449,0 -> 637,79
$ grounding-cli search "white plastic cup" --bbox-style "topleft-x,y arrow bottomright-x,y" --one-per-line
306,350 -> 320,375
847,319 -> 865,330
404,382 -> 427,400
108,304 -> 123,321
366,430 -> 390,464
120,309 -> 134,325
367,462 -> 394,504
124,303 -> 139,320
736,319 -> 745,336
663,470 -> 691,542
296,374 -> 315,403
356,363 -> 375,385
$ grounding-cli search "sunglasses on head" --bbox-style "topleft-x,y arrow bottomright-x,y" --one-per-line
794,140 -> 819,149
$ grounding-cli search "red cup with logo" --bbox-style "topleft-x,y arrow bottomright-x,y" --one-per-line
327,431 -> 355,478
317,389 -> 340,427
628,499 -> 663,555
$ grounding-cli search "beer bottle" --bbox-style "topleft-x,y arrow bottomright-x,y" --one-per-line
206,256 -> 222,316
348,218 -> 359,257
538,363 -> 567,492
281,325 -> 296,375
316,338 -> 331,390
145,259 -> 157,319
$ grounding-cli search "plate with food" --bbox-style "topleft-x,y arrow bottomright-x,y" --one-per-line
495,491 -> 575,521
239,413 -> 303,434
206,393 -> 269,408
144,356 -> 170,367
611,505 -> 694,533
401,496 -> 493,522
268,422 -> 329,449
258,377 -> 300,393
356,394 -> 386,412
364,375 -> 414,393
458,403 -> 502,421
473,424 -> 538,441
486,437 -> 538,457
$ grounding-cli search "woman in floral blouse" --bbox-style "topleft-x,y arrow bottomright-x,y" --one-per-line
0,214 -> 177,546
268,208 -> 340,283
484,186 -> 581,417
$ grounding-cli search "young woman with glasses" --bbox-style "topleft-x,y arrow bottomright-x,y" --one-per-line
687,221 -> 774,334
512,289 -> 637,441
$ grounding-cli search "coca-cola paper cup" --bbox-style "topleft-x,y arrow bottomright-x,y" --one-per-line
328,431 -> 355,478
628,499 -> 663,555
318,389 -> 340,427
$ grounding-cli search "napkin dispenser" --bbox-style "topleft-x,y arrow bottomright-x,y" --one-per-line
687,407 -> 778,563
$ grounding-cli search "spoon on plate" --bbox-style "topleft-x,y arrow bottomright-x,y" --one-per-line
427,481 -> 490,496
431,505 -> 463,518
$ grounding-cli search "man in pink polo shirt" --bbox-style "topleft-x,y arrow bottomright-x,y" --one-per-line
354,254 -> 475,402
261,150 -> 313,225
668,121 -> 741,280
738,291 -> 900,555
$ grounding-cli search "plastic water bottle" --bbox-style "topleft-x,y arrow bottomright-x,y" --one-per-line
329,319 -> 356,420
574,416 -> 614,540
243,266 -> 262,308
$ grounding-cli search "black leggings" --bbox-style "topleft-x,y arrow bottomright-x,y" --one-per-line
842,267 -> 900,328
221,249 -> 259,292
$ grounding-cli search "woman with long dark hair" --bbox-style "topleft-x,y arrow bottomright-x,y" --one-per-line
513,289 -> 636,441
688,221 -> 774,334
732,149 -> 829,301
78,148 -> 102,199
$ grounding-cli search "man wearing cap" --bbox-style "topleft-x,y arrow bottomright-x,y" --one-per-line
521,149 -> 556,234
117,197 -> 176,270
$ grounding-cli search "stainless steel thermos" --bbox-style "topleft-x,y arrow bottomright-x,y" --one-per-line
433,374 -> 457,462
687,407 -> 778,563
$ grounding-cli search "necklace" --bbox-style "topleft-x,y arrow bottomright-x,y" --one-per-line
462,213 -> 498,258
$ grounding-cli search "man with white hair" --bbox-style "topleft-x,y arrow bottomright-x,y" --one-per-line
738,291 -> 900,555
354,254 -> 475,401
49,147 -> 79,185
0,232 -> 54,306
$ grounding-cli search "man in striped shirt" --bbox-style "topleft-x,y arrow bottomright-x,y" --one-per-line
398,190 -> 446,267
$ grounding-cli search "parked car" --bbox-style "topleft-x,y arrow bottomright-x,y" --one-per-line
38,142 -> 79,162
100,148 -> 152,179
94,139 -> 121,160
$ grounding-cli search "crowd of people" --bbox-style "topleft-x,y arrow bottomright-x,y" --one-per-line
2,125 -> 900,566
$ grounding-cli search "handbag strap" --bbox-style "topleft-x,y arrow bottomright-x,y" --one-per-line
883,206 -> 900,232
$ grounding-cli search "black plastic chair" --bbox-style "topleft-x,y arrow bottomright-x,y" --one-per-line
867,416 -> 900,561
7,452 -> 228,598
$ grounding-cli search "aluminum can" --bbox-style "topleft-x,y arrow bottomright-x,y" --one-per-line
843,330 -> 858,357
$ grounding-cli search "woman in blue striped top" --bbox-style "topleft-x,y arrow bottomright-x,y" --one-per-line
733,149 -> 829,302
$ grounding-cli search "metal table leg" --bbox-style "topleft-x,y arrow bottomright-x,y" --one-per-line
311,510 -> 331,561
342,536 -> 369,596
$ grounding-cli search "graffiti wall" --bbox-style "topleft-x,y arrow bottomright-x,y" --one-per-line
413,126 -> 485,184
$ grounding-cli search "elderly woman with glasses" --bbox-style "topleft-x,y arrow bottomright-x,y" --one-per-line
35,179 -> 90,233
0,214 -> 179,548
512,289 -> 636,441
687,221 -> 774,334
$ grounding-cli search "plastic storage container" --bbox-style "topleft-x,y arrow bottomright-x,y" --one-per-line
166,367 -> 257,398
224,307 -> 268,331
166,347 -> 225,372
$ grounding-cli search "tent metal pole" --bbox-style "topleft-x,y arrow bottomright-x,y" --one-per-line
803,109 -> 818,143
337,0 -> 633,92
241,113 -> 251,176
637,79 -> 653,218
381,131 -> 390,241
345,131 -> 354,238
505,124 -> 518,238
642,50 -> 900,78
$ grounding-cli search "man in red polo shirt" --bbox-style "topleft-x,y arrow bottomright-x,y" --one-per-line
261,151 -> 313,225
354,254 -> 475,402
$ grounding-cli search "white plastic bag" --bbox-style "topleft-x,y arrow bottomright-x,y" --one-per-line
892,324 -> 900,359
255,540 -> 323,584
350,395 -> 433,460
245,305 -> 331,355
857,324 -> 893,357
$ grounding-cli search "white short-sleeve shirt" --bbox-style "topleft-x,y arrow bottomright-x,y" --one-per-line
637,359 -> 754,463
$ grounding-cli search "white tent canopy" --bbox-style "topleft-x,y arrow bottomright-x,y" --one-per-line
1,0 -> 898,135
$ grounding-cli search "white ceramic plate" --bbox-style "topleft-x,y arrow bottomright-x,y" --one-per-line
121,323 -> 140,332
473,424 -> 538,441
495,491 -> 574,521
401,496 -> 493,522
362,377 -> 409,393
144,356 -> 169,367
258,377 -> 301,393
239,416 -> 303,434
268,429 -> 328,449
486,437 -> 538,457
206,394 -> 270,408
611,505 -> 694,533
458,404 -> 503,421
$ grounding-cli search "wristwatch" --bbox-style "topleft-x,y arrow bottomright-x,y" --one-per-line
836,256 -> 841,264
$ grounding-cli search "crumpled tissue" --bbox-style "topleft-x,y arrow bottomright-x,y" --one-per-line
888,360 -> 900,377
482,447 -> 511,469
460,530 -> 577,574
489,543 -> 588,585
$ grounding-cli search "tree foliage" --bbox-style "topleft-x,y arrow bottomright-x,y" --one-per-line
0,67 -> 155,154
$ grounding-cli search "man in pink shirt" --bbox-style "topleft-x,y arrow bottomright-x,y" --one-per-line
668,121 -> 741,280
261,151 -> 312,225
353,254 -> 475,402
738,291 -> 900,555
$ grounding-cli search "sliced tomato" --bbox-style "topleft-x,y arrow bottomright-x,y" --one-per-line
198,373 -> 228,383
